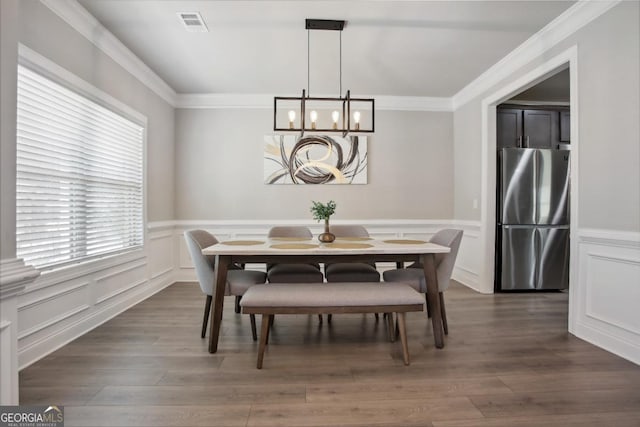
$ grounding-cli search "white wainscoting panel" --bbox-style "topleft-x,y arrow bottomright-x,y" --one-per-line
94,260 -> 147,305
149,230 -> 175,280
451,220 -> 482,293
573,229 -> 640,365
1,258 -> 39,404
17,228 -> 175,369
18,280 -> 90,351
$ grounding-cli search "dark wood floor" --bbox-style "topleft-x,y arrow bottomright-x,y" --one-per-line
20,281 -> 640,427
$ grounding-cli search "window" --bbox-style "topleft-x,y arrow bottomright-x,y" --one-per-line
16,65 -> 144,270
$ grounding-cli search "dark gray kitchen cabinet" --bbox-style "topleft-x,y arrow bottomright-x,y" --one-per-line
523,109 -> 559,148
560,110 -> 571,142
497,109 -> 523,149
497,106 -> 569,149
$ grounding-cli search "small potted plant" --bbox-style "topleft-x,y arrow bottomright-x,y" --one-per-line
310,200 -> 337,243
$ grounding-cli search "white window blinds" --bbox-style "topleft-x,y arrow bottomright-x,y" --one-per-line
16,65 -> 144,270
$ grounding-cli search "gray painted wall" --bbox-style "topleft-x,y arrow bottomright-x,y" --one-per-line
175,109 -> 454,220
16,0 -> 176,223
0,0 -> 19,259
453,1 -> 640,232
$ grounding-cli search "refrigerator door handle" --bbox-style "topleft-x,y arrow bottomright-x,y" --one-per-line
533,149 -> 538,224
534,227 -> 540,288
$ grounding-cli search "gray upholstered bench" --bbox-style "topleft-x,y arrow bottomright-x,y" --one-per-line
240,282 -> 425,368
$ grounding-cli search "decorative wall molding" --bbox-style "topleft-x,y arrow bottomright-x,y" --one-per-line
20,251 -> 146,294
12,218 -> 639,368
578,228 -> 640,249
95,278 -> 147,306
1,257 -> 39,405
19,303 -> 91,341
39,0 -> 177,105
18,281 -> 89,312
41,0 -> 452,112
452,0 -> 620,109
16,229 -> 174,369
175,93 -> 274,109
41,0 -> 618,114
450,220 -> 482,293
375,96 -> 453,112
573,228 -> 640,365
0,258 -> 40,298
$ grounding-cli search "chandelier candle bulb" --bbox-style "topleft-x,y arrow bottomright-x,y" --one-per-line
332,110 -> 339,130
353,111 -> 361,130
288,110 -> 296,129
310,110 -> 318,129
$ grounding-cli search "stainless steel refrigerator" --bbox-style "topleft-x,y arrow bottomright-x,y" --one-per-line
496,148 -> 570,291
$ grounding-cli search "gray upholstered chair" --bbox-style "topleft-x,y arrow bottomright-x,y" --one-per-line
266,226 -> 324,283
266,226 -> 325,322
382,229 -> 463,334
324,225 -> 380,283
184,229 -> 267,340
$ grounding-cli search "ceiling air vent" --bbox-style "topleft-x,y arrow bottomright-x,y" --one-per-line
177,12 -> 208,33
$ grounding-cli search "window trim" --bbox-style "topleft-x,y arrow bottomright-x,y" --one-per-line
17,44 -> 148,271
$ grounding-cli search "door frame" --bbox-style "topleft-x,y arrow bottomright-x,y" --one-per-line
478,45 -> 579,333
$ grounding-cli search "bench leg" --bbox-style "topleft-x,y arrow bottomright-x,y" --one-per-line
397,312 -> 410,365
250,314 -> 257,341
267,315 -> 274,343
257,314 -> 272,369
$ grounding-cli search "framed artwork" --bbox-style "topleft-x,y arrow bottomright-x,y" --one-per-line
264,134 -> 367,184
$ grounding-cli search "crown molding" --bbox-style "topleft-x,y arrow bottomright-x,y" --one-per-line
375,96 -> 453,112
175,93 -> 453,112
175,93 -> 274,109
452,0 -> 621,109
40,0 -> 177,106
41,0 -> 620,113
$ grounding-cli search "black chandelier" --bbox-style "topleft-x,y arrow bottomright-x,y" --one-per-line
273,19 -> 375,136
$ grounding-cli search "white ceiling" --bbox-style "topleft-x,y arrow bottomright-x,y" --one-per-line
77,1 -> 574,97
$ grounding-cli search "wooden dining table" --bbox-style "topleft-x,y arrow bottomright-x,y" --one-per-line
201,237 -> 451,353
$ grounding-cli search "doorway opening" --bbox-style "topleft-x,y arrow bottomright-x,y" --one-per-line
494,68 -> 570,293
479,46 -> 578,333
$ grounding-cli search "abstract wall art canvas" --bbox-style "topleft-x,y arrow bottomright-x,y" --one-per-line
264,135 -> 368,184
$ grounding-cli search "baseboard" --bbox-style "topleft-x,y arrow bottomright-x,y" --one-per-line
452,265 -> 481,292
574,320 -> 640,366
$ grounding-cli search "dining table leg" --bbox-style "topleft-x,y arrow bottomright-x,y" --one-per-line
423,253 -> 444,348
208,254 -> 230,353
